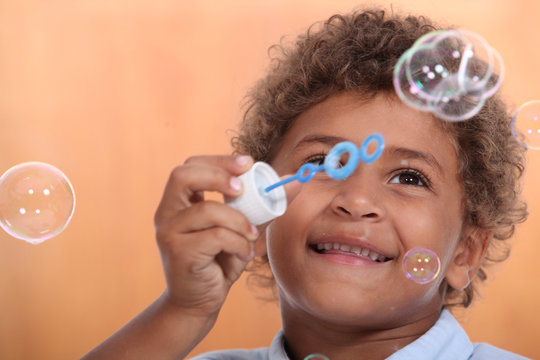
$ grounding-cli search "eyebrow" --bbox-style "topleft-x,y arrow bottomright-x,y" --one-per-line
385,146 -> 443,175
293,135 -> 443,175
294,135 -> 348,150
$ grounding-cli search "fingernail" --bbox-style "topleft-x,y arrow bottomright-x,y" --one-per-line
250,225 -> 258,236
236,155 -> 251,167
230,177 -> 242,192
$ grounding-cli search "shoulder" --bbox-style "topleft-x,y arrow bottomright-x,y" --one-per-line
386,310 -> 530,360
189,348 -> 269,360
471,343 -> 531,360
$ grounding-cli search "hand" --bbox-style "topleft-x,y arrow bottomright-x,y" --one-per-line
81,156 -> 303,360
154,154 -> 258,319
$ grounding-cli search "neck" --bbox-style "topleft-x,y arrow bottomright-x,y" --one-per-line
281,306 -> 442,360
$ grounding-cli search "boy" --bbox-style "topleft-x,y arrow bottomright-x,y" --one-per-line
83,8 -> 528,360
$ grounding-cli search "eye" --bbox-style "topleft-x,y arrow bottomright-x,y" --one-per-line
389,169 -> 429,187
303,153 -> 349,169
303,154 -> 327,166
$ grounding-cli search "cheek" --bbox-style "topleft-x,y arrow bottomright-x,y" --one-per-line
394,196 -> 464,268
265,216 -> 302,294
265,188 -> 328,277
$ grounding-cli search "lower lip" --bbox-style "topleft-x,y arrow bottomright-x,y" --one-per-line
309,247 -> 385,267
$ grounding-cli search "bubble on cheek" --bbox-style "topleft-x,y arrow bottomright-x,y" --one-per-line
304,354 -> 330,360
511,100 -> 540,150
0,162 -> 75,244
402,248 -> 441,284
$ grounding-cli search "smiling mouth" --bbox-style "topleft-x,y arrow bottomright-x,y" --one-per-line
310,243 -> 392,263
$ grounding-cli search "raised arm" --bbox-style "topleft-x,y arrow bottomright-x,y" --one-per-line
82,155 -> 259,359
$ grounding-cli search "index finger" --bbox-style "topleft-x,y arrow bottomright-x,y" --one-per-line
184,154 -> 254,176
155,155 -> 254,219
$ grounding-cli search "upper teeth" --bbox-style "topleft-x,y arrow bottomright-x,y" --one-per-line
316,242 -> 388,262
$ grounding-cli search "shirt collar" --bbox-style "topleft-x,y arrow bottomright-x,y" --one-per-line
269,310 -> 473,360
387,309 -> 473,360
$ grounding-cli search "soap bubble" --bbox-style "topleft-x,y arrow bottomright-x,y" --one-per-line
402,248 -> 440,284
511,100 -> 540,150
394,29 -> 504,121
304,354 -> 330,360
0,162 -> 75,244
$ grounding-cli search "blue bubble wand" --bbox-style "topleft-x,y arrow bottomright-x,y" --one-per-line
264,133 -> 385,193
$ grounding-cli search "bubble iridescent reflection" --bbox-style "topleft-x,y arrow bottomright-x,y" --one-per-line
0,162 -> 75,244
511,100 -> 540,150
402,248 -> 441,284
394,29 -> 504,121
304,354 -> 330,360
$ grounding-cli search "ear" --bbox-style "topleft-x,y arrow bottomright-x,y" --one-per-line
445,227 -> 491,290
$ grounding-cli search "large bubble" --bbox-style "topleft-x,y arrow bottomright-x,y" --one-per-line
0,162 -> 75,244
394,29 -> 504,121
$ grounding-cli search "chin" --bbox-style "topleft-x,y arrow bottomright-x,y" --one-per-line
283,290 -> 389,328
280,285 -> 443,331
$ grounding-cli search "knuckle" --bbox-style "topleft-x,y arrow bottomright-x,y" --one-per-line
170,165 -> 188,183
155,230 -> 177,251
183,155 -> 201,165
197,201 -> 218,215
154,224 -> 169,244
208,166 -> 227,181
211,227 -> 229,242
153,207 -> 165,226
156,231 -> 187,260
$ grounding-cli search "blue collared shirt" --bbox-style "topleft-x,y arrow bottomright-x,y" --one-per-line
190,310 -> 529,359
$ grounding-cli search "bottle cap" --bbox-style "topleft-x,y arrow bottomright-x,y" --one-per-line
225,162 -> 287,225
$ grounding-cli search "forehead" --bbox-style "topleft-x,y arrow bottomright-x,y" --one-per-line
273,93 -> 458,171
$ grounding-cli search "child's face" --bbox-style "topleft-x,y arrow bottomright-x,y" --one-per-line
266,92 -> 469,328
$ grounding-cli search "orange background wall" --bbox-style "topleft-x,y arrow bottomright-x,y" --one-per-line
0,0 -> 539,359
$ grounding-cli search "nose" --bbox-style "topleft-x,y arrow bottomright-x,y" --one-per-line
328,170 -> 385,221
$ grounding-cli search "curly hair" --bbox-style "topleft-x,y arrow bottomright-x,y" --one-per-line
231,8 -> 528,308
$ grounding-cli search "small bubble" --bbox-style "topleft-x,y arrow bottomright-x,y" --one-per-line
402,248 -> 441,284
512,100 -> 540,150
